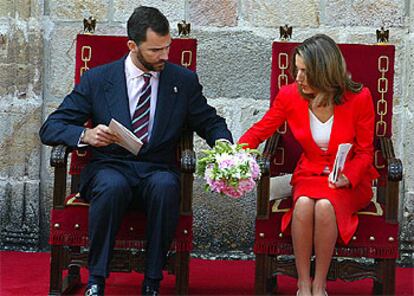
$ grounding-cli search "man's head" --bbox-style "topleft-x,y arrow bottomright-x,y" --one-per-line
127,6 -> 171,72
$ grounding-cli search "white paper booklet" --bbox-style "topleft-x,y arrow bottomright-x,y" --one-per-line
329,143 -> 352,183
109,119 -> 143,155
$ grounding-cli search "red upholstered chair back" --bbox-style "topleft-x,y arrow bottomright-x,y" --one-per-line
269,42 -> 394,188
69,34 -> 197,175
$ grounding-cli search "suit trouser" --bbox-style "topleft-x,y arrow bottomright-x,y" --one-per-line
85,167 -> 180,280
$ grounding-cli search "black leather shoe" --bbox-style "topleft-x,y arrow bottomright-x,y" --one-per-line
141,285 -> 159,296
84,284 -> 104,296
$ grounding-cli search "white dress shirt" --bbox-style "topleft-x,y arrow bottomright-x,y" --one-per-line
125,52 -> 159,141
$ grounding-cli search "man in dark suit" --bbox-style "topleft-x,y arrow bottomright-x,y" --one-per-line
40,6 -> 232,296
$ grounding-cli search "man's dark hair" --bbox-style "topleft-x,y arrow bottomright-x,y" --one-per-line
127,6 -> 170,45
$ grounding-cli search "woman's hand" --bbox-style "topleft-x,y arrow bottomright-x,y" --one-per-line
328,173 -> 350,189
82,124 -> 119,147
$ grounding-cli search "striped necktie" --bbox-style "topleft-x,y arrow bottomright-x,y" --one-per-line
131,73 -> 152,143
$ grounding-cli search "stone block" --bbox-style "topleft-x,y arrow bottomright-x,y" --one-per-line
192,177 -> 256,253
113,0 -> 185,24
0,179 -> 41,250
188,0 -> 238,27
48,0 -> 110,21
0,97 -> 42,180
323,0 -> 407,27
14,0 -> 32,19
240,0 -> 319,27
194,30 -> 273,100
0,0 -> 14,18
46,25 -> 79,99
411,0 -> 414,32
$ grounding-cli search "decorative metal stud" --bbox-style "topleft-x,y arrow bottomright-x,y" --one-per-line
129,227 -> 134,231
259,233 -> 265,238
183,229 -> 188,235
352,236 -> 357,241
74,224 -> 80,229
54,223 -> 60,229
279,233 -> 283,238
369,236 -> 375,241
388,236 -> 395,242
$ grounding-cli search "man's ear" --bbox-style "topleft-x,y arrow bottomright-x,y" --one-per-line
127,40 -> 138,52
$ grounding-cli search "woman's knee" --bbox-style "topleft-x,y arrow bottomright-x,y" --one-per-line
293,196 -> 315,221
315,199 -> 336,222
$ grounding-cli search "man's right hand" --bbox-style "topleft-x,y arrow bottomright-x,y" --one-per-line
82,124 -> 119,147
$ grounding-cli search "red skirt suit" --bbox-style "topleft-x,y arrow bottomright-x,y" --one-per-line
239,83 -> 379,244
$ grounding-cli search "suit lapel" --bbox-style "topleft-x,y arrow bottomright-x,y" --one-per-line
103,57 -> 132,129
147,63 -> 177,148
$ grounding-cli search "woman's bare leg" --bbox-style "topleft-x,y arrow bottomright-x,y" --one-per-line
312,199 -> 337,296
292,196 -> 315,296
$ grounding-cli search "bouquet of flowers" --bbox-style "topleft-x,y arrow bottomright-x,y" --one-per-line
197,141 -> 261,198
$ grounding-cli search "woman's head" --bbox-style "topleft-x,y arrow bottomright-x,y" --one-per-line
291,34 -> 362,106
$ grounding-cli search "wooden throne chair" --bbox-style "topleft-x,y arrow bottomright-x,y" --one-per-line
254,42 -> 403,295
48,34 -> 197,295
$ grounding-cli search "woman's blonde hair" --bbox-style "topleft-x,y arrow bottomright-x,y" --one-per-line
291,34 -> 362,106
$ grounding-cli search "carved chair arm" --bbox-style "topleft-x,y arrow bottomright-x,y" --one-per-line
179,149 -> 195,215
50,145 -> 72,209
379,137 -> 403,223
50,145 -> 71,167
256,132 -> 281,220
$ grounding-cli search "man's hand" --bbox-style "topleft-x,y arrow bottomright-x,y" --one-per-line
328,173 -> 350,189
82,124 -> 119,147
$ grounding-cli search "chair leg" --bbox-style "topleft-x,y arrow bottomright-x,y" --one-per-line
175,251 -> 190,295
373,258 -> 396,295
255,254 -> 272,295
49,245 -> 64,296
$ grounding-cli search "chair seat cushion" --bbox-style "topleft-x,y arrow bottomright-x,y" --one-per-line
49,193 -> 193,251
254,197 -> 399,259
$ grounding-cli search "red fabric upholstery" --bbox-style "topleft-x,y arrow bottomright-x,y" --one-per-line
49,194 -> 193,251
50,35 -> 196,252
255,42 -> 398,259
254,199 -> 398,258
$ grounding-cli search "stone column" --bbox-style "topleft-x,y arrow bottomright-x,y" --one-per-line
0,0 -> 44,250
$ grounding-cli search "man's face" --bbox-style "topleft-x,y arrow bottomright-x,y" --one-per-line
128,28 -> 172,72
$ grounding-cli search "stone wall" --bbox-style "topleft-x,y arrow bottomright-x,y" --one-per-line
0,0 -> 412,264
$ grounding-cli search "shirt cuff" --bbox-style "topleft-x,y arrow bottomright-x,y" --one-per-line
77,128 -> 88,147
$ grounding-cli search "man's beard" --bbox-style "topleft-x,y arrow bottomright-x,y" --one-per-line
136,50 -> 165,72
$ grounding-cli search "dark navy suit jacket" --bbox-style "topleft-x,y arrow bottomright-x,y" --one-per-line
40,57 -> 233,193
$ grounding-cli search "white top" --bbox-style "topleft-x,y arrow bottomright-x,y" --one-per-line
125,52 -> 159,140
309,110 -> 333,151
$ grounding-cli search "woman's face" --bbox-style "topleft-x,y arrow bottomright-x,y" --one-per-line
295,54 -> 317,95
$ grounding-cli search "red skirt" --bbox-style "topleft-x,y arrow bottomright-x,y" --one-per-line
281,173 -> 373,245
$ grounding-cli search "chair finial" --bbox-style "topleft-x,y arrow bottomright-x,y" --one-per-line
376,26 -> 389,44
83,16 -> 97,34
177,20 -> 191,38
279,24 -> 292,41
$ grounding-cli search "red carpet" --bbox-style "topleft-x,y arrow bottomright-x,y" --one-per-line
0,251 -> 412,295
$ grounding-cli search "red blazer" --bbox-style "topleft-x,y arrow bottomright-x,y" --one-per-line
239,83 -> 379,187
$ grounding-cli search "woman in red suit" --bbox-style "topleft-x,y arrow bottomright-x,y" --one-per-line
239,34 -> 379,296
